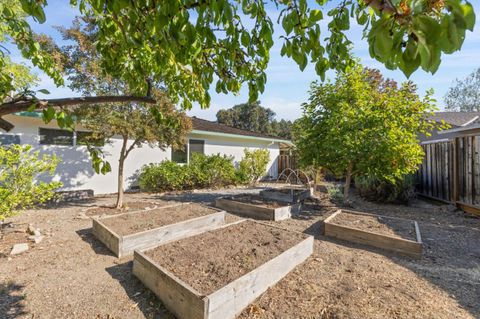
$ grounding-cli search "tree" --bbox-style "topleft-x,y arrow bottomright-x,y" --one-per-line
55,17 -> 191,208
216,101 -> 293,138
444,67 -> 480,111
293,64 -> 438,203
1,0 -> 476,124
0,145 -> 62,221
75,92 -> 191,208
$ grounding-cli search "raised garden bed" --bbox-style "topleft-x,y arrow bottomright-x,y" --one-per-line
133,220 -> 313,319
85,200 -> 178,217
260,187 -> 312,203
215,194 -> 301,221
92,203 -> 225,257
323,209 -> 422,258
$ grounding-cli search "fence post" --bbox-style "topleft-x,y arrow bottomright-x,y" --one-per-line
452,138 -> 459,203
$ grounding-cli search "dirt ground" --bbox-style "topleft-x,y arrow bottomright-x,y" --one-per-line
1,188 -> 479,319
331,211 -> 417,241
99,203 -> 218,236
147,220 -> 308,295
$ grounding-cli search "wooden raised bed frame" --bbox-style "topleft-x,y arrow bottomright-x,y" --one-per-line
133,222 -> 314,319
215,197 -> 301,221
323,209 -> 422,258
259,187 -> 313,203
92,203 -> 226,257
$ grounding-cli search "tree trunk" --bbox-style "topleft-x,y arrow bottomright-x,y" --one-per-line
116,137 -> 128,209
343,162 -> 353,204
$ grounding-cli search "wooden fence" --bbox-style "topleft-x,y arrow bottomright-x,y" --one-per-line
416,136 -> 480,216
277,154 -> 297,176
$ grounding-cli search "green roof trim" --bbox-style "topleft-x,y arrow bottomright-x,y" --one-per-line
190,129 -> 293,145
16,111 -> 43,118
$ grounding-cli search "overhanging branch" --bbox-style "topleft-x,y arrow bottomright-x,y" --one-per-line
0,95 -> 156,117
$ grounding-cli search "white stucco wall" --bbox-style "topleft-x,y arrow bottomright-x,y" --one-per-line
1,114 -> 281,194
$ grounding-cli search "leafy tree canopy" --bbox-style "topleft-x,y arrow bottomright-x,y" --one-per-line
293,64 -> 439,202
53,16 -> 191,208
216,101 -> 293,139
0,0 -> 476,116
444,67 -> 480,111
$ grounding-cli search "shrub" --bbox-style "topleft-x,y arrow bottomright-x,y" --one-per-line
236,148 -> 270,184
355,175 -> 415,204
326,184 -> 344,204
138,161 -> 189,192
139,154 -> 237,192
0,145 -> 62,221
188,153 -> 236,188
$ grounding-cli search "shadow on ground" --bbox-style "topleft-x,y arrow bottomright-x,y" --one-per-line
76,228 -> 116,257
0,281 -> 27,319
344,193 -> 480,317
105,261 -> 174,319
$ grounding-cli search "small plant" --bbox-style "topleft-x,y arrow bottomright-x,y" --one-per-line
0,145 -> 62,221
236,149 -> 270,184
327,184 -> 344,204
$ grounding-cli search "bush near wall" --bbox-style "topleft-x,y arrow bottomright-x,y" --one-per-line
138,149 -> 270,192
236,149 -> 270,184
355,175 -> 415,204
0,144 -> 62,221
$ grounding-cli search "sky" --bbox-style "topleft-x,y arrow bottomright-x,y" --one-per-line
7,1 -> 480,122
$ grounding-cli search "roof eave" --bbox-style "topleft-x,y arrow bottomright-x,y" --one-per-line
190,129 -> 294,145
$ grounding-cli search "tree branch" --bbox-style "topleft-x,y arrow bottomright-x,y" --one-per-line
0,95 -> 156,117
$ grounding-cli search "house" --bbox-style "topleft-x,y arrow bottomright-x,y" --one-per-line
420,111 -> 480,143
0,113 -> 293,194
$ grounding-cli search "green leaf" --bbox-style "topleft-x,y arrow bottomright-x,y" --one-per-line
461,2 -> 476,31
37,89 -> 50,94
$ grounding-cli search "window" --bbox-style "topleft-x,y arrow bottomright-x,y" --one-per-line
0,134 -> 20,145
39,128 -> 73,146
171,139 -> 205,163
172,144 -> 187,163
76,131 -> 105,147
189,139 -> 205,158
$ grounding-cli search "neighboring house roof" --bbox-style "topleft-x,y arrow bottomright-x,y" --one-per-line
428,112 -> 480,127
190,116 -> 285,140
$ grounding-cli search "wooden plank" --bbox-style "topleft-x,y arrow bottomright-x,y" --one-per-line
133,225 -> 314,319
422,145 -> 427,194
323,210 -> 422,259
467,136 -> 473,204
259,187 -> 312,203
133,251 -> 206,319
432,143 -> 438,198
456,201 -> 480,217
475,137 -> 480,205
92,218 -> 121,256
215,197 -> 299,221
122,212 -> 225,256
426,144 -> 432,197
206,236 -> 313,319
453,138 -> 459,202
444,142 -> 450,201
459,137 -> 464,202
438,143 -> 444,200
93,205 -> 226,257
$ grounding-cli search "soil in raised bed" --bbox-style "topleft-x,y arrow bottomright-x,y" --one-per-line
99,203 -> 219,236
331,211 -> 417,241
228,194 -> 290,208
145,220 -> 308,295
85,200 -> 175,217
